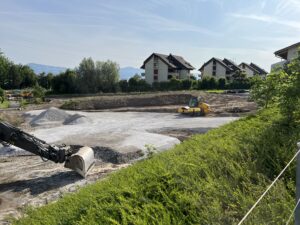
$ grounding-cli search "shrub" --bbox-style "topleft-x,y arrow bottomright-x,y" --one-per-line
181,79 -> 193,90
218,78 -> 226,89
119,80 -> 129,92
169,78 -> 182,90
0,87 -> 5,103
32,85 -> 46,99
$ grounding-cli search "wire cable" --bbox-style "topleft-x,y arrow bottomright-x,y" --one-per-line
238,148 -> 300,225
285,198 -> 300,225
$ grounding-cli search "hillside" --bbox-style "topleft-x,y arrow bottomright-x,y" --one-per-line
27,63 -> 68,75
15,107 -> 297,224
119,66 -> 144,80
27,63 -> 143,79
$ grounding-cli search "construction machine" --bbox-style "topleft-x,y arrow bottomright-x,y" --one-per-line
178,96 -> 211,116
0,121 -> 95,177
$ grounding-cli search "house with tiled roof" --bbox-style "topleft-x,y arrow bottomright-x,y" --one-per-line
239,62 -> 267,77
271,42 -> 300,70
199,57 -> 241,80
141,53 -> 195,84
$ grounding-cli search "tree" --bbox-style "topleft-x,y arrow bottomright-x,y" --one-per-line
0,51 -> 10,88
250,50 -> 300,123
250,75 -> 278,108
38,72 -> 53,90
128,74 -> 142,92
20,65 -> 37,88
52,69 -> 77,93
7,64 -> 22,89
76,57 -> 97,93
96,60 -> 120,92
119,80 -> 129,92
76,58 -> 120,93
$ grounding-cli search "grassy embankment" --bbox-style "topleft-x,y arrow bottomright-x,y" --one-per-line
0,100 -> 9,109
15,108 -> 298,224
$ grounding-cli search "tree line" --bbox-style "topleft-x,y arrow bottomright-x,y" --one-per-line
0,51 -> 37,89
0,49 -> 254,95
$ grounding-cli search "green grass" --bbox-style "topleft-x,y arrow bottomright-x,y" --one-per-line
0,100 -> 9,109
15,108 -> 298,225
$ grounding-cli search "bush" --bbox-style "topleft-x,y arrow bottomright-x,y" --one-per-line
169,78 -> 182,90
32,85 -> 46,100
250,51 -> 300,123
0,87 -> 5,103
218,78 -> 226,89
119,80 -> 129,92
181,79 -> 193,90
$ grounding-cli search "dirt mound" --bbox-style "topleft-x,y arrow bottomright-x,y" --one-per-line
61,93 -> 194,110
30,107 -> 70,127
63,114 -> 89,125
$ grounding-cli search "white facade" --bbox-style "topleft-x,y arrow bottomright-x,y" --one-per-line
143,54 -> 193,84
271,43 -> 300,70
201,60 -> 227,79
239,63 -> 256,77
179,69 -> 190,79
144,56 -> 169,84
287,46 -> 299,60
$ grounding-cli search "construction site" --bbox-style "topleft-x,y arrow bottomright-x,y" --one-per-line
0,91 -> 256,223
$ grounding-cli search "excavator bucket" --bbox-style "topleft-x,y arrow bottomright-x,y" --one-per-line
64,146 -> 95,177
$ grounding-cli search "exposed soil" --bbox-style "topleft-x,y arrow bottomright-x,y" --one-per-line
0,92 -> 257,224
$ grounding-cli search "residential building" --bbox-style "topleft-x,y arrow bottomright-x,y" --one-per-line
271,42 -> 300,70
199,57 -> 240,80
249,63 -> 268,76
141,53 -> 195,84
239,62 -> 267,77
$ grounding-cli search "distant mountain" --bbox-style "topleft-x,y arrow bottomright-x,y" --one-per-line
28,63 -> 143,79
27,63 -> 68,75
119,67 -> 144,80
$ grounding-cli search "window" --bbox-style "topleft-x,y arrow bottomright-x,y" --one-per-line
154,69 -> 158,74
213,60 -> 216,65
212,71 -> 216,76
154,75 -> 158,81
213,65 -> 216,70
154,62 -> 157,67
226,70 -> 230,75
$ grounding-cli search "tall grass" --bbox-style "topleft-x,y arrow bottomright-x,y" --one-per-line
15,108 -> 298,224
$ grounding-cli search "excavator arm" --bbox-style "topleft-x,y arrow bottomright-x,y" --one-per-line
0,121 -> 95,177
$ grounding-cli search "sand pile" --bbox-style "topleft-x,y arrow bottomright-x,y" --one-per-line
30,107 -> 70,127
30,107 -> 88,127
63,114 -> 90,125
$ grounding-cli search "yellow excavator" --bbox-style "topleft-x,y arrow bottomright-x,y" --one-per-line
0,122 -> 95,177
178,96 -> 211,116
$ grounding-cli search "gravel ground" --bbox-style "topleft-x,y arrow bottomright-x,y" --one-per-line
0,108 -> 238,223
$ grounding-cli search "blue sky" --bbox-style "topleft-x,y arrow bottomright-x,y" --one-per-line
0,0 -> 299,71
